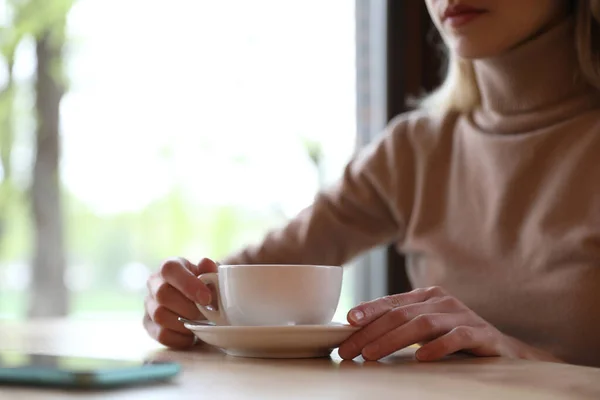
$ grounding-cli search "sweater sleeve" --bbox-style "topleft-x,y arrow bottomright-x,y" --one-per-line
221,117 -> 416,266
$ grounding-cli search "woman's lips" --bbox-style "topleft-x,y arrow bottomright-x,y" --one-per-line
442,5 -> 487,28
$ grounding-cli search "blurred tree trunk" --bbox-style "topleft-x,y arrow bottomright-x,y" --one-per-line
29,27 -> 68,317
0,59 -> 15,254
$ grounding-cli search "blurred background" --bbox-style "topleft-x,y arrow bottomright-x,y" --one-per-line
0,0 -> 358,320
0,0 -> 442,323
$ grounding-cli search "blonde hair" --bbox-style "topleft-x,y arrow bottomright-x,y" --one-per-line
420,0 -> 600,113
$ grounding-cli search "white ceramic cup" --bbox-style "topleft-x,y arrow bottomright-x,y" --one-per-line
196,264 -> 343,326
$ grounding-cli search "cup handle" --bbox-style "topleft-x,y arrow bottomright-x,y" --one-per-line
196,273 -> 228,326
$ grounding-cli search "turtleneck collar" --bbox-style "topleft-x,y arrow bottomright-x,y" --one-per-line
470,16 -> 600,134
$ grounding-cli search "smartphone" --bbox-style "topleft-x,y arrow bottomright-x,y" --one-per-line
0,350 -> 181,389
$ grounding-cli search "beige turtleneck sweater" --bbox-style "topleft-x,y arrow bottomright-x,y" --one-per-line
222,18 -> 600,367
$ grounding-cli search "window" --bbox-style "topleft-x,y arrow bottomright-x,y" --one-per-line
0,0 -> 361,321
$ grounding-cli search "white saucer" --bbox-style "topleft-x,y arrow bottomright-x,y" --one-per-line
184,322 -> 359,359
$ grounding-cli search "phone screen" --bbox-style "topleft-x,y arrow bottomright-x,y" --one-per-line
0,350 -> 181,388
1,351 -> 144,370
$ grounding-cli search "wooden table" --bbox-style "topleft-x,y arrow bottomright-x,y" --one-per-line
1,318 -> 600,399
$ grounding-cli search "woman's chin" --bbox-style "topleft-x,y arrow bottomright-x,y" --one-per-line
447,38 -> 514,60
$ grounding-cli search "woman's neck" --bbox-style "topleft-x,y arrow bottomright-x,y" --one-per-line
472,16 -> 591,115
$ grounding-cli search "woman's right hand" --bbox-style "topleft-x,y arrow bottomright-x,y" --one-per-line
143,257 -> 218,348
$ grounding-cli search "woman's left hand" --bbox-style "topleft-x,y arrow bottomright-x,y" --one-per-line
338,286 -> 561,362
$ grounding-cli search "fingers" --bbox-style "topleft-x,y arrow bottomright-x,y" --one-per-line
157,257 -> 212,305
347,286 -> 448,326
415,326 -> 498,361
143,313 -> 196,349
359,312 -> 473,361
143,257 -> 219,349
148,279 -> 204,320
338,297 -> 461,360
196,257 -> 219,274
177,257 -> 219,276
145,295 -> 201,333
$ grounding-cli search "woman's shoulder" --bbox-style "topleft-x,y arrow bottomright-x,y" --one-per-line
352,109 -> 462,173
382,108 -> 462,147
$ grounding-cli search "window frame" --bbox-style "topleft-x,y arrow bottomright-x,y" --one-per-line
353,0 -> 443,299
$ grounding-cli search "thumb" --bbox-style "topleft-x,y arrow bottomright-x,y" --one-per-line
195,258 -> 219,310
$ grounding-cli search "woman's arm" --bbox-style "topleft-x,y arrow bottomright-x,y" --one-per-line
222,119 -> 416,267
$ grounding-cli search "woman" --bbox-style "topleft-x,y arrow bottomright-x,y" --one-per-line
143,0 -> 600,367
